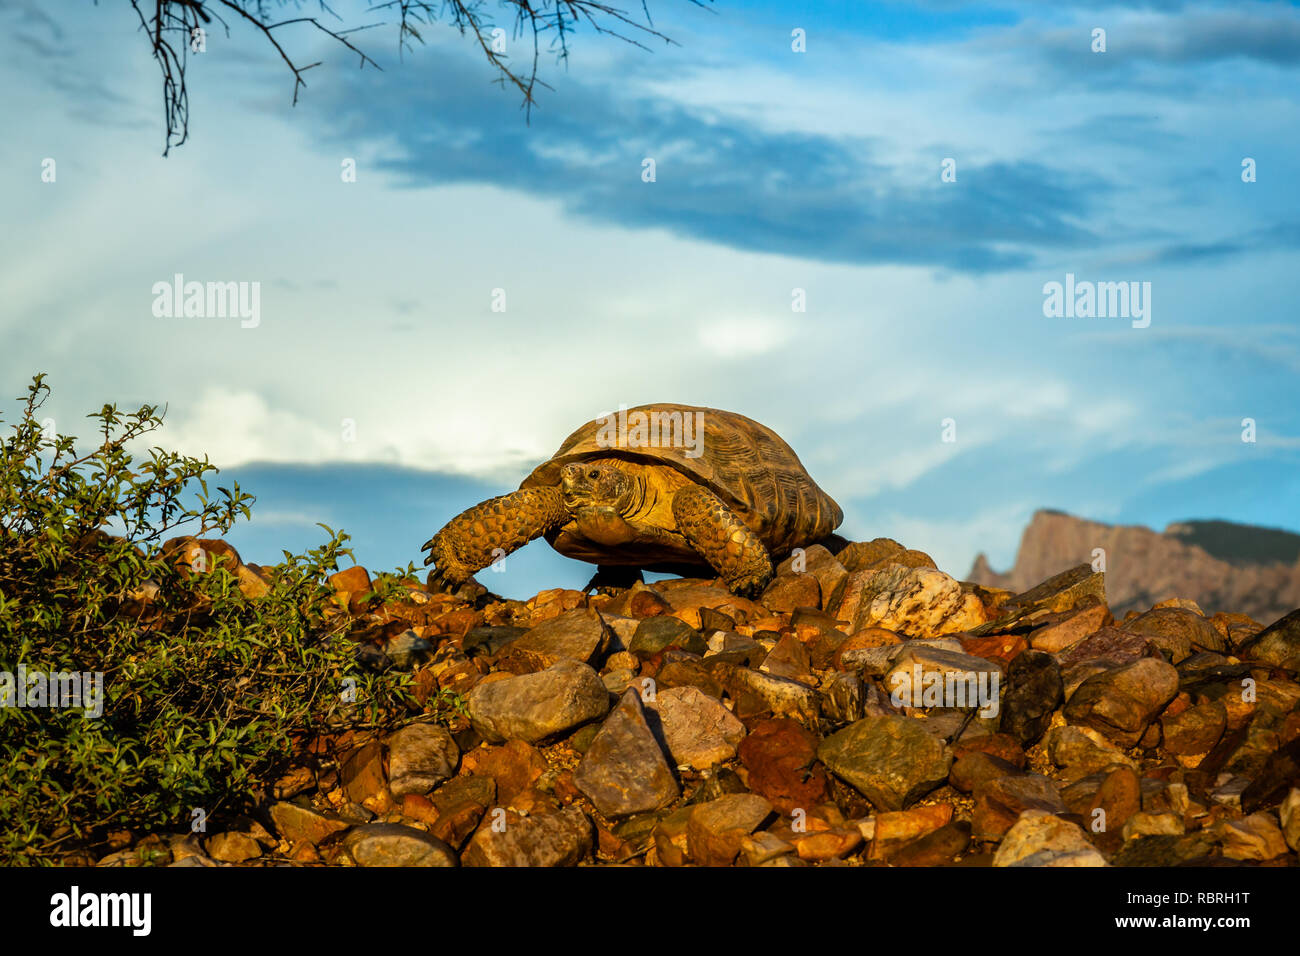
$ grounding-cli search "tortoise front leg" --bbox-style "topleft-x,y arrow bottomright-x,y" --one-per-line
422,487 -> 568,589
671,485 -> 774,598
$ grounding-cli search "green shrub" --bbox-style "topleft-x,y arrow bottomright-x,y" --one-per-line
0,376 -> 424,865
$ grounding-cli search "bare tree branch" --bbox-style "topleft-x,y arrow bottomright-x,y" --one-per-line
125,0 -> 712,155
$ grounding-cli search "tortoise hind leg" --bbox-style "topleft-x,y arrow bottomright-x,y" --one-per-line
671,485 -> 773,598
422,487 -> 568,590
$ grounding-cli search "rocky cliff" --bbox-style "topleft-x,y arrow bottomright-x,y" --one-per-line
968,510 -> 1300,622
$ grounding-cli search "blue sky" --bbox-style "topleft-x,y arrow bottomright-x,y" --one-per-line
2,0 -> 1298,598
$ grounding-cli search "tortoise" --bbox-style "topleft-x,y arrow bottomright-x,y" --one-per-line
421,403 -> 844,597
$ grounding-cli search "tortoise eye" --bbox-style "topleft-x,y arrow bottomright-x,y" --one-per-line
588,468 -> 600,479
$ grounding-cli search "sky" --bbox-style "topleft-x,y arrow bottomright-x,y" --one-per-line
2,0 -> 1298,598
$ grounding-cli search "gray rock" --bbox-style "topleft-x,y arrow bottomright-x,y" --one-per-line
574,688 -> 680,818
385,722 -> 460,797
466,660 -> 610,744
344,823 -> 457,867
384,629 -> 433,669
645,685 -> 746,769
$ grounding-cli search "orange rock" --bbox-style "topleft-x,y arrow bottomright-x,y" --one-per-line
461,740 -> 548,804
959,632 -> 1027,666
329,565 -> 372,596
870,803 -> 953,860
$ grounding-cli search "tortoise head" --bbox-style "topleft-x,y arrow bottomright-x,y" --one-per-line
559,461 -> 636,514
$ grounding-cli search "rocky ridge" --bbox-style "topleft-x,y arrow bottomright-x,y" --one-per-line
969,509 -> 1300,623
91,535 -> 1300,868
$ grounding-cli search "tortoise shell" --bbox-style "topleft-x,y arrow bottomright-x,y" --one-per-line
520,403 -> 843,555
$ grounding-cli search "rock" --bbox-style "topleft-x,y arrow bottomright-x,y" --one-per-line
739,830 -> 796,866
344,824 -> 458,866
822,672 -> 866,724
1028,602 -> 1110,653
656,658 -> 726,699
1279,789 -> 1300,851
1161,698 -> 1227,756
992,811 -> 1107,867
869,804 -> 954,861
704,630 -> 764,667
1236,607 -> 1300,669
1241,739 -> 1300,813
1111,832 -> 1216,866
1215,812 -> 1290,861
999,650 -> 1063,746
949,751 -> 1024,794
1064,658 -> 1180,748
629,615 -> 707,657
1046,725 -> 1138,781
958,632 -> 1027,667
714,663 -> 820,723
385,722 -> 459,797
951,731 -> 1028,767
974,564 -> 1107,636
817,715 -> 952,811
884,646 -> 1002,714
778,544 -> 848,608
466,660 -> 610,744
652,581 -> 767,630
269,802 -> 350,847
760,573 -> 821,615
889,821 -> 972,866
845,565 -> 986,639
645,685 -> 746,770
432,774 -> 496,813
686,794 -> 773,866
384,629 -> 433,669
1122,811 -> 1184,841
463,625 -> 528,657
341,740 -> 389,812
973,774 -> 1067,841
461,740 -> 547,805
1124,607 -> 1226,661
832,628 -> 902,670
501,607 -> 611,670
574,689 -> 680,818
737,718 -> 829,814
1058,627 -> 1156,671
837,538 -> 936,573
462,806 -> 593,867
205,831 -> 261,863
759,633 -> 815,682
1088,766 -> 1143,843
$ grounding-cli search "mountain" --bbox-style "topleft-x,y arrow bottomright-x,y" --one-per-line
968,509 -> 1300,622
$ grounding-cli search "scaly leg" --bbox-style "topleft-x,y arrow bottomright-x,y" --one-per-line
422,487 -> 568,590
671,485 -> 773,598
